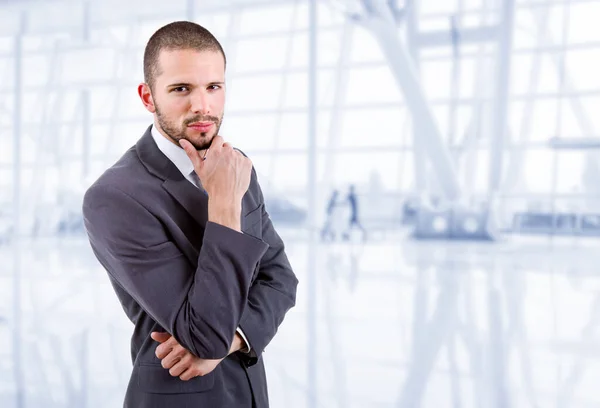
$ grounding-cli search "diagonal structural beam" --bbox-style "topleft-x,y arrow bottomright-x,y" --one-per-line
353,2 -> 461,201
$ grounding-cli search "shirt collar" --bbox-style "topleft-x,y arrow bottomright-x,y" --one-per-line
151,124 -> 195,178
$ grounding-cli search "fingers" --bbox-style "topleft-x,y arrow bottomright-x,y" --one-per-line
150,332 -> 171,344
169,357 -> 223,381
155,335 -> 179,359
211,136 -> 237,154
178,139 -> 203,169
210,135 -> 224,148
179,366 -> 197,381
168,354 -> 193,377
161,344 -> 186,369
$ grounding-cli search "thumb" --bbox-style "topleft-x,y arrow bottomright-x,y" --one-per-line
151,331 -> 171,343
178,139 -> 203,170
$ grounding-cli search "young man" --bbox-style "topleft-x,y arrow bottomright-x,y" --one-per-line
82,21 -> 298,408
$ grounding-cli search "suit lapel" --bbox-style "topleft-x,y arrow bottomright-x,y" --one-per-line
162,178 -> 209,227
136,125 -> 209,227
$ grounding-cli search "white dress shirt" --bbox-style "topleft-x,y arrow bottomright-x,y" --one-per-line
151,124 -> 252,353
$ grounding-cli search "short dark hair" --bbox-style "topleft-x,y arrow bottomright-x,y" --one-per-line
143,21 -> 226,90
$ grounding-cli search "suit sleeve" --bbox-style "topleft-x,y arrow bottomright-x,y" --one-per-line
237,170 -> 299,366
82,183 -> 268,360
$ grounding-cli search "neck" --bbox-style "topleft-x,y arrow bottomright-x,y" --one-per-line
153,121 -> 180,147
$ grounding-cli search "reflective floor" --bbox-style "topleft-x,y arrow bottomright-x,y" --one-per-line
1,228 -> 600,407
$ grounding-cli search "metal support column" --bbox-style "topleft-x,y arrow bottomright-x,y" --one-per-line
323,20 -> 353,191
82,0 -> 91,178
488,0 -> 515,196
12,12 -> 25,408
307,1 -> 318,407
186,0 -> 196,20
405,0 -> 427,195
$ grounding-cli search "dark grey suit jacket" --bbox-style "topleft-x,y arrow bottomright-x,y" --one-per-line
82,126 -> 298,408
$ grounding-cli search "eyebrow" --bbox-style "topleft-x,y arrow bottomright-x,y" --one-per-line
166,82 -> 192,89
166,81 -> 225,88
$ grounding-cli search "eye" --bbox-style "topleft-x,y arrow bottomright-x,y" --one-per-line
172,86 -> 189,93
208,84 -> 221,91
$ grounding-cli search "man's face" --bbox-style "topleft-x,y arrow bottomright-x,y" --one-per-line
148,49 -> 225,150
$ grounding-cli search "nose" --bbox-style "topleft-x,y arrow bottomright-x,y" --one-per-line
190,90 -> 210,115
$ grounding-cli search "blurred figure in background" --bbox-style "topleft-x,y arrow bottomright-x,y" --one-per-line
321,189 -> 340,242
342,184 -> 367,242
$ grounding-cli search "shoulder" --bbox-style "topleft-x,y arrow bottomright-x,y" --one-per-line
82,146 -> 158,213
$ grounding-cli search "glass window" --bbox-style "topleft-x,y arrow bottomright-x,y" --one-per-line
521,149 -> 554,193
559,98 -> 587,138
345,66 -> 403,104
317,29 -> 347,66
222,113 -> 278,151
349,27 -> 385,64
60,48 -> 117,84
277,113 -> 309,150
289,32 -> 308,69
227,74 -> 284,111
555,151 -> 586,194
514,6 -> 565,51
458,56 -> 477,99
238,5 -> 297,36
333,152 -> 401,190
511,52 -> 560,95
88,124 -> 111,157
568,2 -> 600,44
448,105 -> 475,146
565,48 -> 600,91
340,107 -> 406,148
578,97 -> 600,134
233,37 -> 292,72
21,54 -> 51,87
398,151 -> 415,190
0,136 -> 12,164
460,150 -> 490,194
421,60 -> 453,99
272,153 -> 307,188
281,70 -> 337,109
509,99 -> 559,143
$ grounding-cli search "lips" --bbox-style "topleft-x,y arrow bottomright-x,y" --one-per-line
188,122 -> 214,132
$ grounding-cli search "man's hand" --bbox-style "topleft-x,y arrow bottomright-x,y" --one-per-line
179,136 -> 252,232
151,331 -> 245,381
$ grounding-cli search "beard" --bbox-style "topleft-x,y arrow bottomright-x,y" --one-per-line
155,105 -> 223,151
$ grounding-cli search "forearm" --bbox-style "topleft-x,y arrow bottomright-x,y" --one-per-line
237,213 -> 299,362
238,273 -> 297,358
171,222 -> 268,359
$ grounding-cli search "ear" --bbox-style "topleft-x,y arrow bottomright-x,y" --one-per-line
138,83 -> 156,113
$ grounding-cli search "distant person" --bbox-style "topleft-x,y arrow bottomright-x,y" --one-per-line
343,184 -> 366,241
321,189 -> 340,241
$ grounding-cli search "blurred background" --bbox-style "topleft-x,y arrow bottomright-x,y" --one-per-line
2,0 -> 600,407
